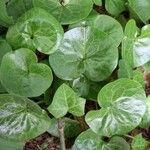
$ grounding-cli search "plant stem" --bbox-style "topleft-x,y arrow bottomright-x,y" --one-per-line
58,118 -> 66,150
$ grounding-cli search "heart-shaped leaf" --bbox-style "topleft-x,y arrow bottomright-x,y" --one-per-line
6,8 -> 64,54
33,0 -> 93,25
48,83 -> 86,118
131,134 -> 149,150
72,129 -> 130,150
50,15 -> 122,81
85,79 -> 146,136
0,0 -> 13,27
0,94 -> 51,142
0,48 -> 53,97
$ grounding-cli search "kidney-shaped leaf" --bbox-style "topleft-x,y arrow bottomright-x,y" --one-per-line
0,48 -> 53,97
48,83 -> 86,118
49,25 -> 119,81
0,94 -> 51,142
85,79 -> 146,136
33,0 -> 93,25
6,8 -> 64,54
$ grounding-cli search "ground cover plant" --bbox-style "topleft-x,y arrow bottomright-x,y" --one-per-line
1,0 -> 150,149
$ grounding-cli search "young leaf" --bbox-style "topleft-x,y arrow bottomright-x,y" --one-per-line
102,136 -> 130,150
0,48 -> 53,97
33,0 -> 93,25
47,118 -> 81,138
128,0 -> 150,23
6,8 -> 64,54
72,129 -> 130,150
0,0 -> 13,27
48,83 -> 86,118
85,79 -> 146,136
131,134 -> 149,150
133,70 -> 144,88
105,0 -> 126,16
50,15 -> 123,81
72,129 -> 103,150
0,94 -> 51,142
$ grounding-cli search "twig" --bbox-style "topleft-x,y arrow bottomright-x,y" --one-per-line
57,118 -> 66,150
124,134 -> 134,139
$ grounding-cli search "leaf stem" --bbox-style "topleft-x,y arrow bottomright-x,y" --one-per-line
57,118 -> 66,150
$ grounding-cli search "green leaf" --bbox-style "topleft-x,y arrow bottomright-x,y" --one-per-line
102,136 -> 130,150
6,8 -> 64,54
0,38 -> 12,93
72,129 -> 102,150
0,0 -> 13,27
140,96 -> 150,128
144,61 -> 150,71
0,48 -> 53,97
33,0 -> 93,25
105,0 -> 126,16
85,79 -> 146,136
48,83 -> 86,118
72,129 -> 130,150
93,0 -> 102,6
6,0 -> 33,21
128,0 -> 150,23
133,70 -> 144,88
122,19 -> 150,67
50,15 -> 123,81
70,75 -> 90,97
0,94 -> 51,142
47,118 -> 81,138
0,138 -> 23,150
131,134 -> 149,150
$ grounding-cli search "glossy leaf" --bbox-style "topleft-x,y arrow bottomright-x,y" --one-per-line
105,0 -> 126,16
102,136 -> 130,150
6,8 -> 64,54
72,129 -> 130,150
48,83 -> 86,118
0,48 -> 53,97
69,14 -> 123,47
131,134 -> 149,150
72,129 -> 102,150
50,15 -> 123,81
47,118 -> 81,138
86,79 -> 146,136
0,94 -> 51,142
33,0 -> 93,25
70,75 -> 90,97
0,0 -> 13,27
128,0 -> 150,23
